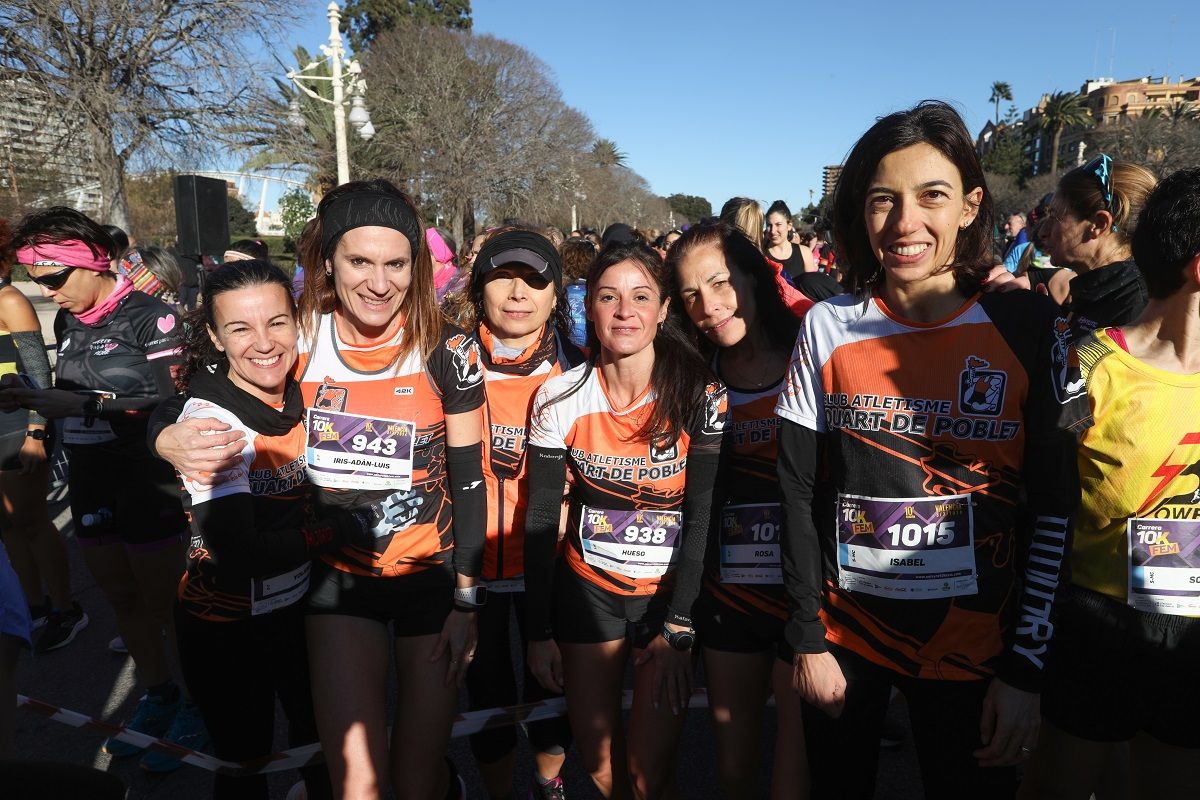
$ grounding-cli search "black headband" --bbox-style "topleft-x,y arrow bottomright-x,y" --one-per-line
320,190 -> 421,259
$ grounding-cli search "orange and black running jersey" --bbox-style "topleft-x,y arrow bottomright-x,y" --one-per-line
1071,329 -> 1200,616
777,291 -> 1088,683
478,324 -> 584,583
296,311 -> 484,579
704,377 -> 788,621
178,397 -> 311,622
529,363 -> 727,596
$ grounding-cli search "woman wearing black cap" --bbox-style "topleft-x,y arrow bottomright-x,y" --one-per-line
464,227 -> 584,800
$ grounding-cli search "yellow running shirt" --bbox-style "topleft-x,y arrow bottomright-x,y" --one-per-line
1073,328 -> 1200,616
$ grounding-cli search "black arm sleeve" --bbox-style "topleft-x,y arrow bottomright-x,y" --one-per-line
101,350 -> 179,417
665,449 -> 720,627
997,430 -> 1080,691
13,330 -> 51,426
190,492 -> 370,581
446,441 -> 485,578
145,394 -> 188,455
778,421 -> 828,654
523,444 -> 568,641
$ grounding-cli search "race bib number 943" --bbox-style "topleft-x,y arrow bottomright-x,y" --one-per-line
306,408 -> 416,491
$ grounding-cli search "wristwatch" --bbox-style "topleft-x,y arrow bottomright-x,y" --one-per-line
453,585 -> 488,612
82,395 -> 104,428
25,429 -> 47,441
662,624 -> 696,652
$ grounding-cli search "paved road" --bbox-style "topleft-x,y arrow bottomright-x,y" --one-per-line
9,282 -> 925,799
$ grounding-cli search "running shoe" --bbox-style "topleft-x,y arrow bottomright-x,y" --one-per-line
108,635 -> 128,654
140,700 -> 210,772
529,775 -> 567,800
103,692 -> 181,758
285,781 -> 309,800
28,596 -> 50,630
34,601 -> 88,652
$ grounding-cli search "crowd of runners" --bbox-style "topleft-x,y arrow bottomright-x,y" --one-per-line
0,99 -> 1197,800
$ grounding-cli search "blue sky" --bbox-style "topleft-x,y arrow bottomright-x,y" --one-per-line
274,0 -> 1199,215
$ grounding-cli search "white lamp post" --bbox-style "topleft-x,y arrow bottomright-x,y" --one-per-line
286,1 -> 373,186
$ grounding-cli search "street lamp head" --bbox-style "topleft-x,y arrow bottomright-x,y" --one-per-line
348,95 -> 371,129
287,98 -> 306,130
358,120 -> 375,141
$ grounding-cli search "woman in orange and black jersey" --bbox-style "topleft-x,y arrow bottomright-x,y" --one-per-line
523,241 -> 727,799
667,220 -> 809,799
463,228 -> 583,800
153,180 -> 486,799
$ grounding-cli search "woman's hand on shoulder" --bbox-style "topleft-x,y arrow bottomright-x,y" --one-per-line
156,417 -> 245,482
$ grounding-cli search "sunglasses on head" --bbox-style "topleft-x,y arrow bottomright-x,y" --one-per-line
1084,153 -> 1114,211
28,266 -> 75,290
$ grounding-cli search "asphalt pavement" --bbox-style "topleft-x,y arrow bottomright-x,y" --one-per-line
9,282 -> 925,799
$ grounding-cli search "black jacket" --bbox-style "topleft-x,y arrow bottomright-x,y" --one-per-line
1065,259 -> 1147,343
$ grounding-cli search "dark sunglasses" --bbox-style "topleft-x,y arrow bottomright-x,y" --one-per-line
28,266 -> 75,290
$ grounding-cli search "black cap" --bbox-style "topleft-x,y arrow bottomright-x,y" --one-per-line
472,230 -> 563,291
601,222 -> 635,247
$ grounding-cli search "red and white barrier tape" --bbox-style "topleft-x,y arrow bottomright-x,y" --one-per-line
17,690 -> 736,775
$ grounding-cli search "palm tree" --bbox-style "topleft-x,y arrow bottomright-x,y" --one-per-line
1038,91 -> 1092,175
592,138 -> 626,168
989,81 -> 1013,125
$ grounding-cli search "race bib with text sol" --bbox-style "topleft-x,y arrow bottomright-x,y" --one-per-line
579,506 -> 682,580
1128,518 -> 1200,616
719,503 -> 782,584
305,408 -> 416,491
836,493 -> 977,599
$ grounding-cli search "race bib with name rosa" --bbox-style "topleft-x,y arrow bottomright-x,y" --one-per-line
61,416 -> 118,445
836,493 -> 977,599
305,408 -> 416,491
579,505 -> 683,580
1127,519 -> 1200,616
250,562 -> 311,616
719,503 -> 782,584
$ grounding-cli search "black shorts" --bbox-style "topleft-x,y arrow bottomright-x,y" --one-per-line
67,446 -> 187,551
693,590 -> 788,660
1043,583 -> 1200,748
553,566 -> 667,648
304,559 -> 453,637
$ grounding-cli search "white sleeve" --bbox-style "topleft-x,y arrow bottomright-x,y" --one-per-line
177,399 -> 256,504
527,382 -> 567,450
775,310 -> 827,432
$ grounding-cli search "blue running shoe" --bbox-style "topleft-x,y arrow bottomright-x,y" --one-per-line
140,700 -> 210,772
103,692 -> 181,758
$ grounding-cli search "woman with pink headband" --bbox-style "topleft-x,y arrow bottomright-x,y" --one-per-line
0,206 -> 205,772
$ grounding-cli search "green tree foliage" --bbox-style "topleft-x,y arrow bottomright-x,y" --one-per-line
665,193 -> 712,224
989,81 -> 1013,125
342,0 -> 471,51
981,130 -> 1028,182
228,193 -> 259,238
1038,91 -> 1092,176
592,138 -> 627,168
279,188 -> 316,240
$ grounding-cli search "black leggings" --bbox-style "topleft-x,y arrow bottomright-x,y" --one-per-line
803,644 -> 1018,800
175,604 -> 332,800
464,591 -> 572,765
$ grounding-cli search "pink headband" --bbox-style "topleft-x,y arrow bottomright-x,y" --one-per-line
425,228 -> 455,266
15,240 -> 110,272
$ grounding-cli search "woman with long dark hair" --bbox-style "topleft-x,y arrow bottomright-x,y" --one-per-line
523,241 -> 726,799
667,220 -> 808,798
775,101 -> 1089,798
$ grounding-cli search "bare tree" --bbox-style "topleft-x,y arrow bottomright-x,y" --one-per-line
1091,113 -> 1200,179
364,22 -> 593,243
0,1 -> 285,229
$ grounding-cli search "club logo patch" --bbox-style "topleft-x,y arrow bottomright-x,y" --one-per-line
958,356 -> 1006,416
314,381 -> 347,412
